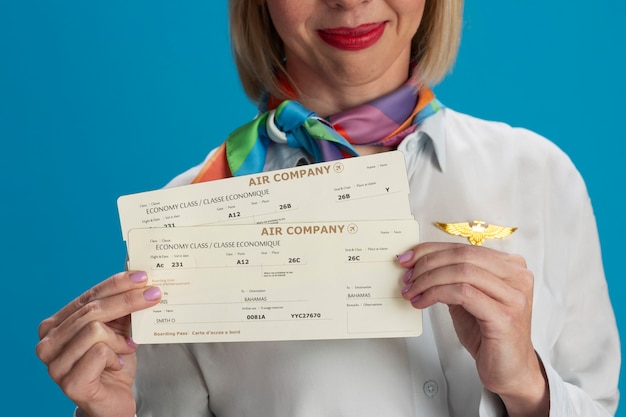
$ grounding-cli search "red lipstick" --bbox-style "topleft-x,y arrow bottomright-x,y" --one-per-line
318,23 -> 386,51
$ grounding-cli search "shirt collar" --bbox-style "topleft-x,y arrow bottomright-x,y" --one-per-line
409,108 -> 447,172
265,108 -> 447,172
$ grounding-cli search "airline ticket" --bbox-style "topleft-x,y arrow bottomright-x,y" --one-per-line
127,220 -> 422,343
117,151 -> 413,243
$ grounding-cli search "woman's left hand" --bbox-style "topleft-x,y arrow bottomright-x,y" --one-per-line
398,242 -> 549,417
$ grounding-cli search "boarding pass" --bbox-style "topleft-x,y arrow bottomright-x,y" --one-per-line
127,219 -> 422,343
117,151 -> 413,243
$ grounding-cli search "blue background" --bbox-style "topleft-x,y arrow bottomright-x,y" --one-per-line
1,1 -> 624,415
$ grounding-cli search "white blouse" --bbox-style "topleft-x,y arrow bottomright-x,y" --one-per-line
126,108 -> 620,417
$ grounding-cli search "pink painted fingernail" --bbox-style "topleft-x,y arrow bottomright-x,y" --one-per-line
401,284 -> 412,294
397,251 -> 413,263
410,293 -> 422,303
143,287 -> 161,301
402,268 -> 414,283
127,337 -> 138,348
130,271 -> 148,283
119,356 -> 126,366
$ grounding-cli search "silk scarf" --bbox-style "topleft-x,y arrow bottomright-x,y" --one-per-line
192,76 -> 442,183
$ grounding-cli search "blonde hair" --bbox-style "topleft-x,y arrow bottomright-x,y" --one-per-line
228,0 -> 464,104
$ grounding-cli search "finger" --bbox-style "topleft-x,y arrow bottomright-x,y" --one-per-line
399,242 -> 526,272
38,270 -> 150,339
401,261 -> 516,305
410,282 -> 527,330
38,285 -> 160,364
403,243 -> 531,289
58,342 -> 126,402
38,314 -> 135,370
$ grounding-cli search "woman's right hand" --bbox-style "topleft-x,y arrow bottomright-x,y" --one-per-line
36,271 -> 162,417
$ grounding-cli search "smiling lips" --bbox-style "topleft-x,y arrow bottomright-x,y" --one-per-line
317,23 -> 386,51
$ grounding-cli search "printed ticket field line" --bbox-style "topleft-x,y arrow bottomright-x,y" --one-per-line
127,219 -> 422,344
117,151 -> 412,243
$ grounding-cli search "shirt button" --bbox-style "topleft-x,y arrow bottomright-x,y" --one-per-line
423,380 -> 439,398
406,140 -> 418,152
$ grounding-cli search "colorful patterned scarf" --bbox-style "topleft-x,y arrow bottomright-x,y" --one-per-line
192,75 -> 442,183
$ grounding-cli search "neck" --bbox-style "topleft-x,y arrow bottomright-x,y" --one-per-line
353,144 -> 396,155
284,56 -> 413,117
295,82 -> 403,117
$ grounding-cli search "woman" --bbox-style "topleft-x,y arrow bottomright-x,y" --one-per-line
36,1 -> 620,416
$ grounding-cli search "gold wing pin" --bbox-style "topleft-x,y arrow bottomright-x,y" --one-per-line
435,220 -> 517,246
